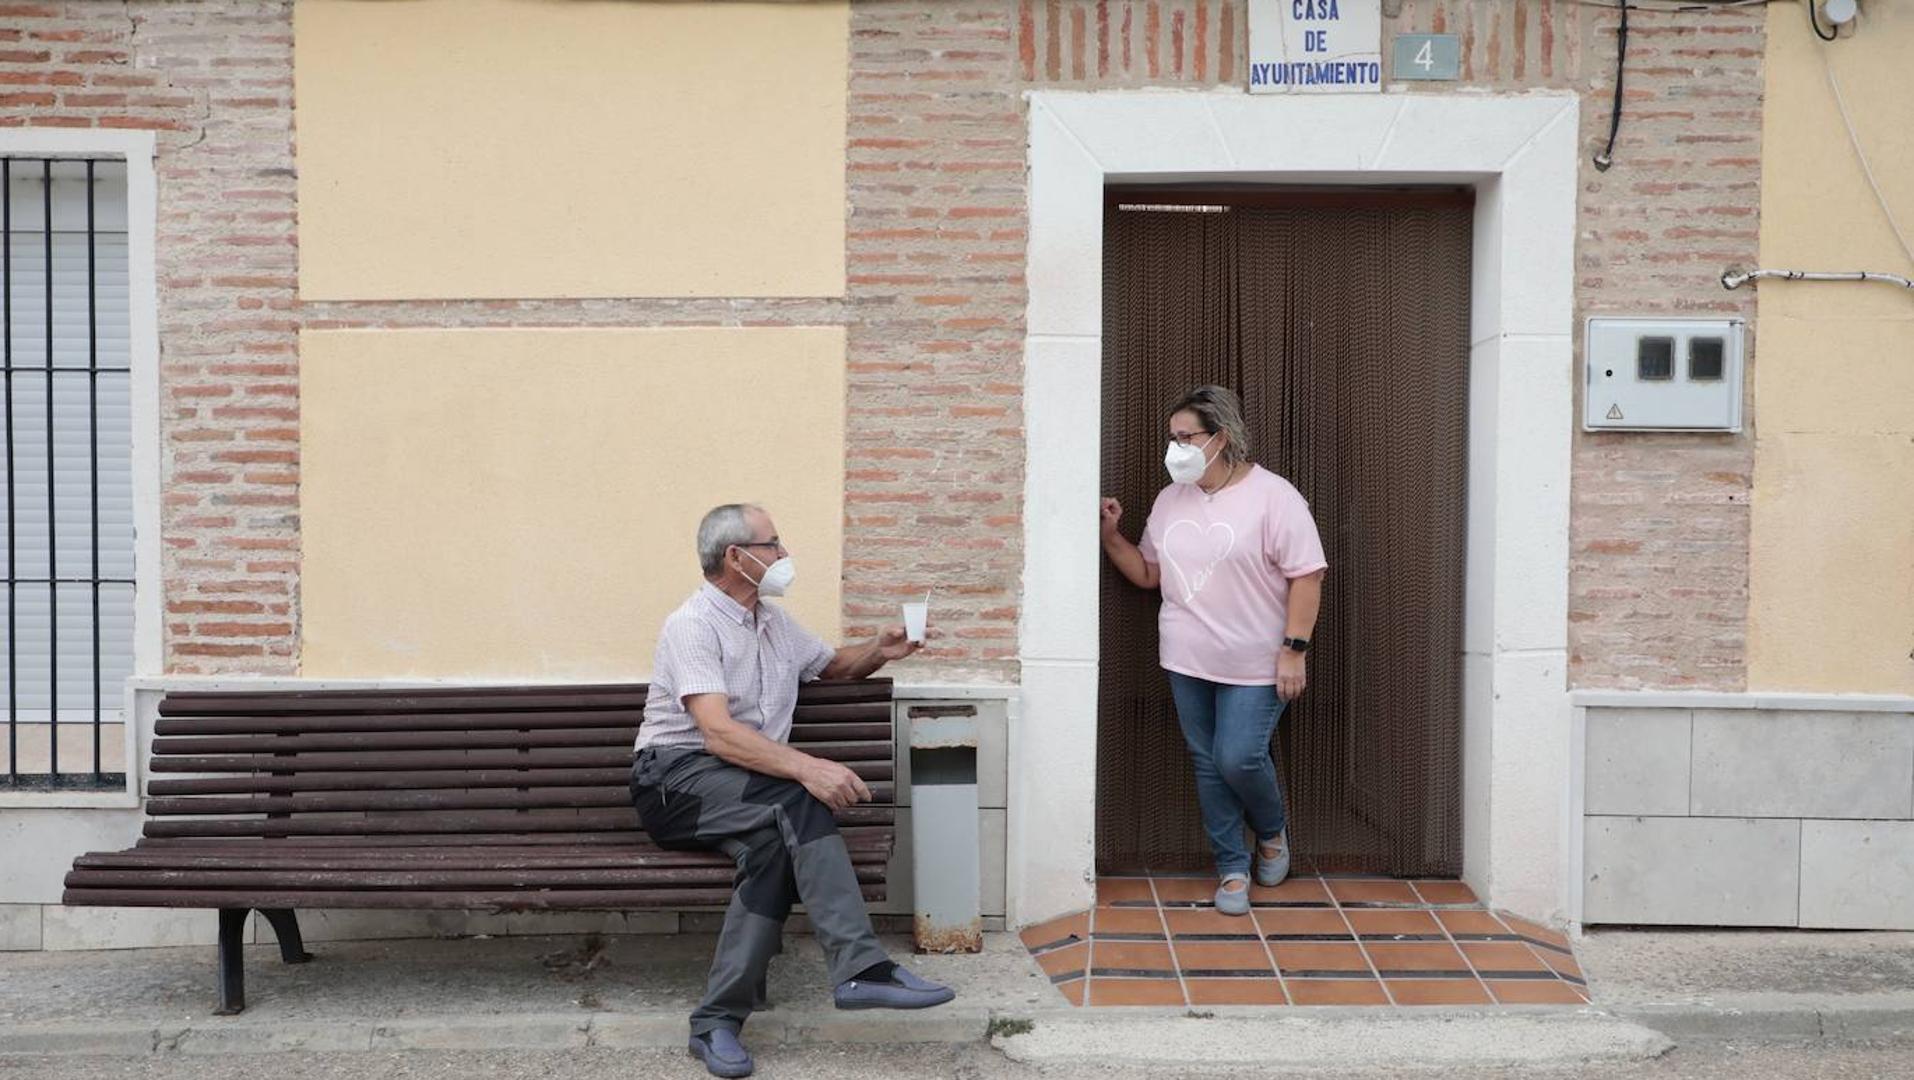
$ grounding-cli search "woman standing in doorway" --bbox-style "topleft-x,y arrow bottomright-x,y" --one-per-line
1099,385 -> 1328,916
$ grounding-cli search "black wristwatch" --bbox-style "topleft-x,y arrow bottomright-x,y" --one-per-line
1282,636 -> 1310,654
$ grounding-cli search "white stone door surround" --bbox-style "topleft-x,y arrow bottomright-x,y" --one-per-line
1013,90 -> 1580,927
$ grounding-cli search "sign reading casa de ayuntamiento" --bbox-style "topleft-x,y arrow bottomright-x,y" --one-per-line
1247,0 -> 1382,94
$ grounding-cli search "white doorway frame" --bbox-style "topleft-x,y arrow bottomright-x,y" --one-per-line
1012,90 -> 1579,927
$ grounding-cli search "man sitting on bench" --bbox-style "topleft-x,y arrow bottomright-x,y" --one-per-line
633,502 -> 955,1079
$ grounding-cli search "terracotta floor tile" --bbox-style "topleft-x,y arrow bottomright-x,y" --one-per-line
1538,947 -> 1585,981
1437,910 -> 1513,938
1461,941 -> 1551,975
1087,977 -> 1187,1007
1034,941 -> 1090,979
1487,979 -> 1589,1005
1412,880 -> 1480,906
1328,879 -> 1421,906
1286,978 -> 1390,1006
1345,909 -> 1443,938
1386,978 -> 1494,1006
1174,941 -> 1276,975
1164,907 -> 1259,938
1152,877 -> 1220,905
1020,912 -> 1089,952
1092,906 -> 1167,937
1092,940 -> 1177,974
1272,942 -> 1371,974
1095,878 -> 1157,905
1501,913 -> 1573,951
1255,907 -> 1351,939
1363,942 -> 1471,974
1250,877 -> 1331,906
1186,978 -> 1288,1006
1055,979 -> 1086,1006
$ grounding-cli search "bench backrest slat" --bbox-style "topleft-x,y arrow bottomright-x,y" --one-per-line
140,679 -> 896,841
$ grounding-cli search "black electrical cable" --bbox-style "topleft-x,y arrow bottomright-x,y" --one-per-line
1593,1 -> 1629,171
1808,0 -> 1838,41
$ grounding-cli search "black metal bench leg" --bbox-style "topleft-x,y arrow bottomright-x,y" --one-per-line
215,908 -> 249,1016
258,908 -> 313,964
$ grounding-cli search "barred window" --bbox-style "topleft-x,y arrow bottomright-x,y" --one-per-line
2,158 -> 136,789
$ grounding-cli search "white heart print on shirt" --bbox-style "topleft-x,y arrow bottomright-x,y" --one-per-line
1161,519 -> 1236,604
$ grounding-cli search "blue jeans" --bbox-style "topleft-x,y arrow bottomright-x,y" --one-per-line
1166,671 -> 1289,879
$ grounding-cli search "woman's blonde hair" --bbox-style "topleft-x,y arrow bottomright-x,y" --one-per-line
1169,385 -> 1251,467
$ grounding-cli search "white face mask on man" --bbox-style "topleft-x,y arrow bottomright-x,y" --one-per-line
739,547 -> 797,598
1164,432 -> 1218,485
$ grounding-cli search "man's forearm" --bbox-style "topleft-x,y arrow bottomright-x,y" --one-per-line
688,697 -> 821,780
821,638 -> 886,680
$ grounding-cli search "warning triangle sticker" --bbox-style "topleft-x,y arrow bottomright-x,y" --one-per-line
1605,403 -> 1624,421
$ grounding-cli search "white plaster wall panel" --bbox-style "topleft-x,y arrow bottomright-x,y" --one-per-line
0,809 -> 144,905
1041,92 -> 1235,174
1462,651 -> 1495,898
296,909 -> 509,944
1020,337 -> 1103,663
1008,660 -> 1098,925
1799,820 -> 1914,930
1024,102 -> 1104,338
1584,816 -> 1800,926
0,905 -> 42,951
1584,708 -> 1693,816
1690,710 -> 1914,820
1207,94 -> 1405,172
501,912 -> 679,937
1492,106 -> 1579,337
1488,650 -> 1573,921
1464,338 -> 1500,658
1491,337 -> 1575,653
42,906 -> 234,950
1371,94 -> 1576,175
1470,176 -> 1507,347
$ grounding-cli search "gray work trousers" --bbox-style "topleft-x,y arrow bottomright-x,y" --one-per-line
631,746 -> 890,1036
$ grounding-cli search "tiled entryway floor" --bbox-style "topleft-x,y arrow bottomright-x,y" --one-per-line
1019,875 -> 1588,1007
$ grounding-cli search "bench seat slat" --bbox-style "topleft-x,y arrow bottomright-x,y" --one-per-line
147,760 -> 891,798
155,679 -> 893,717
143,780 -> 896,817
68,864 -> 888,890
152,703 -> 888,737
127,825 -> 897,851
63,885 -> 887,911
143,805 -> 895,838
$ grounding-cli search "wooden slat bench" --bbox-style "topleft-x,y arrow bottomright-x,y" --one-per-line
63,679 -> 897,1014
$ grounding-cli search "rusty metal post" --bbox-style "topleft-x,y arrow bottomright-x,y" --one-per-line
909,709 -> 982,954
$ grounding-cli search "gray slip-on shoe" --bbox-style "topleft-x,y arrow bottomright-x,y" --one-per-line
1255,833 -> 1291,888
688,1029 -> 754,1079
833,965 -> 956,1010
1215,873 -> 1252,915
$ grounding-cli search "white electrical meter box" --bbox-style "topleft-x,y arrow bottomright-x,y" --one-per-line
1585,317 -> 1744,432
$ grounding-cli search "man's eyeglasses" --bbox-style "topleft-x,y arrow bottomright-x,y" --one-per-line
736,540 -> 786,552
1168,430 -> 1213,446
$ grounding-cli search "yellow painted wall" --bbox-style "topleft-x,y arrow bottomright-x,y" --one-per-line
1749,5 -> 1914,692
300,327 -> 846,679
293,0 -> 849,301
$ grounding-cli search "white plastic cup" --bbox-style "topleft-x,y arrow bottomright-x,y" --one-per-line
902,602 -> 929,643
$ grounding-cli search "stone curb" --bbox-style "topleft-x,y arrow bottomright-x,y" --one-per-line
3,1000 -> 1911,1058
1612,1000 -> 1914,1044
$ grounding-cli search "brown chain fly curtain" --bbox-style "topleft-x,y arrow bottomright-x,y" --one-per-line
1098,187 -> 1472,878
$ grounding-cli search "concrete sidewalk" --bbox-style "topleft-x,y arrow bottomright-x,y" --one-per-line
0,928 -> 1909,1068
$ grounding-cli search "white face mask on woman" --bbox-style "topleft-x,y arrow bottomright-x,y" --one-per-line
1164,432 -> 1217,485
740,548 -> 797,598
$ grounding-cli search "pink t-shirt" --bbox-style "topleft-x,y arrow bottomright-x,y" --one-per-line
1139,465 -> 1328,686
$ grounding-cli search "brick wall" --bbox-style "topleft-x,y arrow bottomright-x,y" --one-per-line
3,1 -> 299,675
0,0 -> 1762,688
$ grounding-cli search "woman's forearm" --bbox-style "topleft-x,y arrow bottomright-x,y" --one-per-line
1102,531 -> 1160,590
1285,570 -> 1324,638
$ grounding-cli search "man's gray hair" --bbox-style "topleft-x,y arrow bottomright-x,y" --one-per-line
697,503 -> 764,577
1170,384 -> 1252,467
